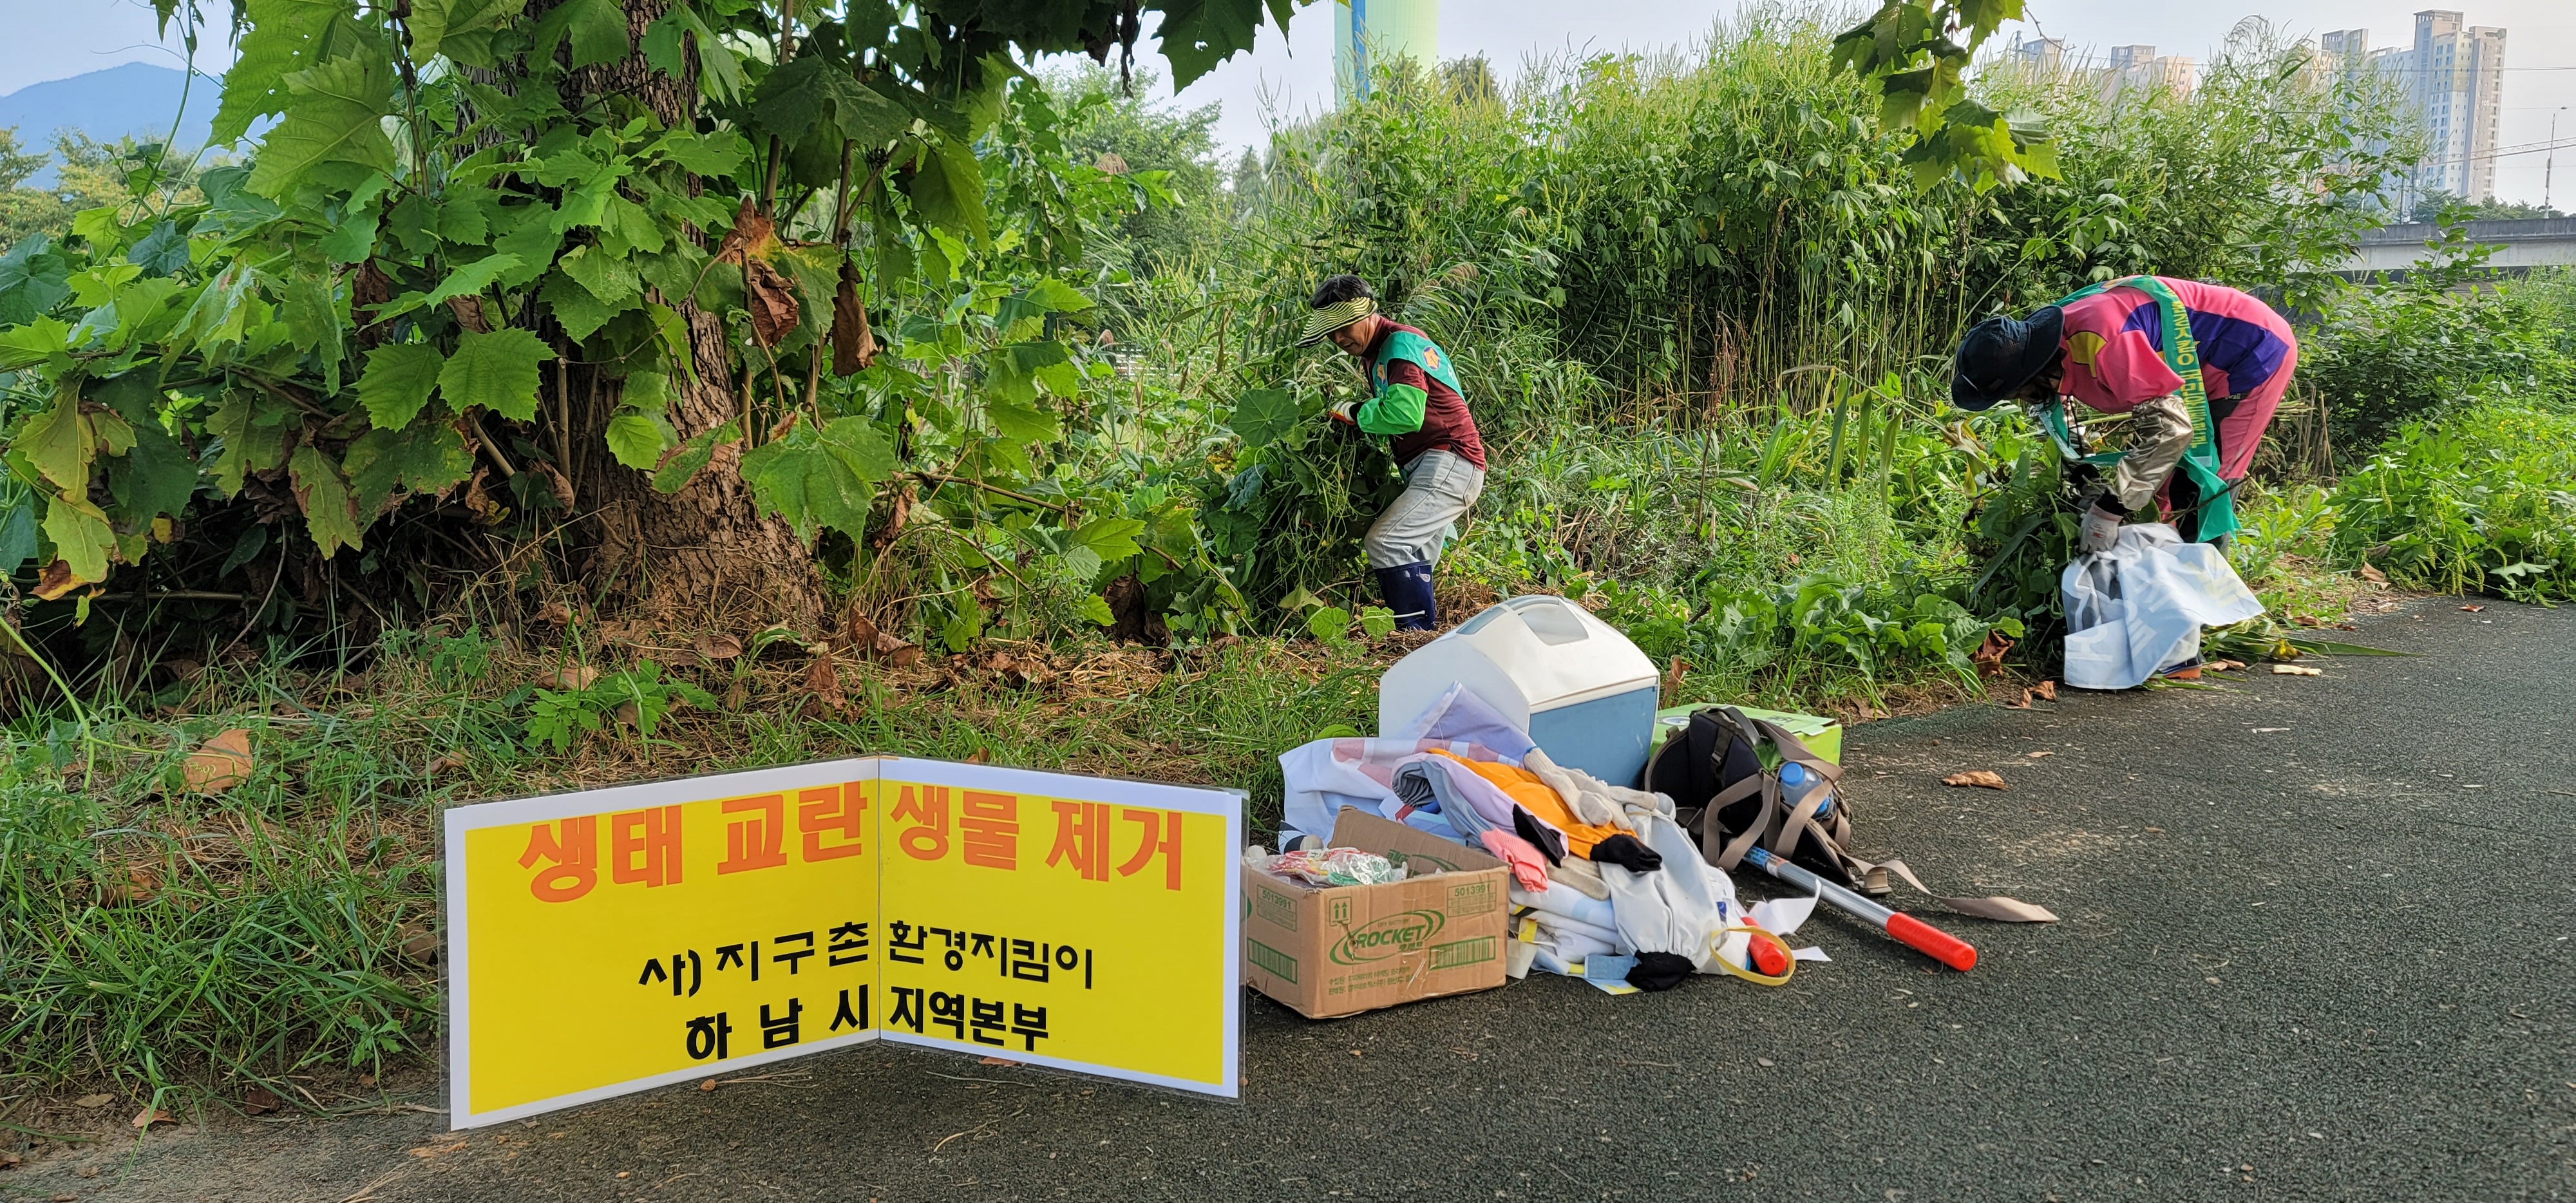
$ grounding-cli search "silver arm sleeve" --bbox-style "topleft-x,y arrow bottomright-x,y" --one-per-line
2108,393 -> 2194,511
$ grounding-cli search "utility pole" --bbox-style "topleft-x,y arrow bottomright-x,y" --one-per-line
2549,108 -> 2566,212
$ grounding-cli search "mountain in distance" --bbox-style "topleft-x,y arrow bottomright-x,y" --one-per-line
0,62 -> 217,187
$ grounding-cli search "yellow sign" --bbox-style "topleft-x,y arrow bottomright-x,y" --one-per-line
444,757 -> 1244,1127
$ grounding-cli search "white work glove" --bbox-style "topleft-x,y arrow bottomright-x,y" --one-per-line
2079,501 -> 2123,554
1327,399 -> 1358,426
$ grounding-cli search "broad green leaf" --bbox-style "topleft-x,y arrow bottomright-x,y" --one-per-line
641,4 -> 745,104
104,422 -> 199,524
280,274 -> 346,393
1307,605 -> 1352,646
211,0 -> 354,144
418,254 -> 522,313
652,418 -> 741,494
621,370 -> 671,413
126,222 -> 190,277
1067,516 -> 1146,564
0,481 -> 37,580
1155,0 -> 1279,90
1229,388 -> 1298,448
0,234 -> 72,325
16,404 -> 95,493
247,53 -> 399,198
603,412 -> 676,469
649,129 -> 750,176
40,491 -> 115,586
356,343 -> 446,430
540,270 -> 618,341
534,0 -> 632,68
558,243 -> 641,307
407,0 -> 526,63
1023,278 -> 1092,313
205,393 -> 294,496
0,317 -> 72,371
344,419 -> 473,516
752,54 -> 912,147
737,417 -> 893,541
903,136 -> 989,244
1075,592 -> 1115,627
86,370 -> 165,426
985,399 -> 1059,444
438,327 -> 551,421
1358,606 -> 1397,639
317,194 -> 381,262
1034,359 -> 1082,398
288,444 -> 363,558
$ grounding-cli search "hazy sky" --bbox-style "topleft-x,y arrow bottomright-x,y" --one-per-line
8,0 -> 2571,205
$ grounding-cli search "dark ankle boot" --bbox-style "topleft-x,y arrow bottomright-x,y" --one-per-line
1374,563 -> 1437,630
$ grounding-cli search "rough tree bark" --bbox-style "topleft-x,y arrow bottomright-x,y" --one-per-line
554,0 -> 828,630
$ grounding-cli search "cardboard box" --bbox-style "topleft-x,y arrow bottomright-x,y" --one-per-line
1242,808 -> 1510,1019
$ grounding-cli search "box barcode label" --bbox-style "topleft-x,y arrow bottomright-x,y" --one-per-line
1428,936 -> 1495,969
1247,938 -> 1299,984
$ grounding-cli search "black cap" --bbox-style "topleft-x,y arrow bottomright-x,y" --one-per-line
1951,306 -> 2064,412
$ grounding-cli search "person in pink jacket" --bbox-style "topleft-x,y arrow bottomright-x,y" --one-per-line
1949,276 -> 2299,549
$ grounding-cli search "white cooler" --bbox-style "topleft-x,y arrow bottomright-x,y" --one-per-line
1378,595 -> 1662,787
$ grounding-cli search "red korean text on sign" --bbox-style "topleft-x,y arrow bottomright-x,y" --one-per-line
519,816 -> 598,902
611,806 -> 683,887
798,783 -> 866,861
719,795 -> 789,875
892,784 -> 949,860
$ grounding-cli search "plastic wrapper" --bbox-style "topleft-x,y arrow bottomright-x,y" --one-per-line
1258,846 -> 1406,886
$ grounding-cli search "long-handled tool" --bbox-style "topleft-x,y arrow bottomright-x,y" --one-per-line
1743,846 -> 1978,971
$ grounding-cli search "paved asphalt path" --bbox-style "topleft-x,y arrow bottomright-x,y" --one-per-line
26,596 -> 2576,1202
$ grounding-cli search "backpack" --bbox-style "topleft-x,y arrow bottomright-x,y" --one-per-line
1642,705 -> 2060,924
1642,706 -> 1876,893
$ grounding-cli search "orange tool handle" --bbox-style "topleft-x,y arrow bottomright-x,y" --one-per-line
1886,911 -> 1978,972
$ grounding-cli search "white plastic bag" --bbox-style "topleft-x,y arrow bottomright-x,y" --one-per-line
2061,523 -> 2264,690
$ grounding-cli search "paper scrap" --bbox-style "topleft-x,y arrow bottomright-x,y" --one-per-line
1750,893 -> 1819,938
2270,665 -> 2324,676
1792,947 -> 1832,963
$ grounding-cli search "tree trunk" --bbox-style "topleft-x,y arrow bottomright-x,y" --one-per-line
558,0 -> 826,631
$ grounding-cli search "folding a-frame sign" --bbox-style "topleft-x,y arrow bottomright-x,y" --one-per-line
442,756 -> 1244,1127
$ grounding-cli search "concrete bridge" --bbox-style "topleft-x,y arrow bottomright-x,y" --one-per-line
2340,216 -> 2576,278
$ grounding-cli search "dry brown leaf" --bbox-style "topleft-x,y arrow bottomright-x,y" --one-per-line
33,558 -> 86,601
2270,664 -> 2324,676
2358,564 -> 2388,585
2002,692 -> 2031,710
612,701 -> 640,728
800,654 -> 848,718
977,1055 -> 1019,1066
698,1078 -> 719,1092
426,753 -> 465,775
2291,614 -> 2322,627
744,259 -> 800,347
535,600 -> 574,627
712,196 -> 778,265
2026,750 -> 2054,758
101,864 -> 159,907
831,258 -> 878,375
399,927 -> 440,964
1971,630 -> 2013,677
1092,151 -> 1128,175
694,630 -> 744,661
73,1094 -> 113,1109
242,1086 -> 281,1115
0,1150 -> 21,1168
183,728 -> 256,794
2459,604 -> 2486,612
2209,659 -> 2248,672
964,748 -> 990,764
408,1141 -> 467,1159
2029,679 -> 2058,702
462,468 -> 507,525
131,1106 -> 175,1129
538,665 -> 600,690
534,460 -> 576,511
1942,770 -> 2009,790
444,293 -> 491,334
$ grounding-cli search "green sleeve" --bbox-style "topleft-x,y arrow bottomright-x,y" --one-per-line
1357,383 -> 1427,435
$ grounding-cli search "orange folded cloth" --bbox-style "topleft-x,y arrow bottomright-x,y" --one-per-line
1433,750 -> 1624,858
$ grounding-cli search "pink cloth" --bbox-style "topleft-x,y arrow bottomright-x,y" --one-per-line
2056,277 -> 2298,484
1477,829 -> 1552,892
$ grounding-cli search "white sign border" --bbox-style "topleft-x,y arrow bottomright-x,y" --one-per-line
443,754 -> 1246,1126
443,756 -> 885,1130
870,756 -> 1246,1099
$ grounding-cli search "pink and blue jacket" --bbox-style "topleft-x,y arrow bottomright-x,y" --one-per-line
2056,277 -> 2299,482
